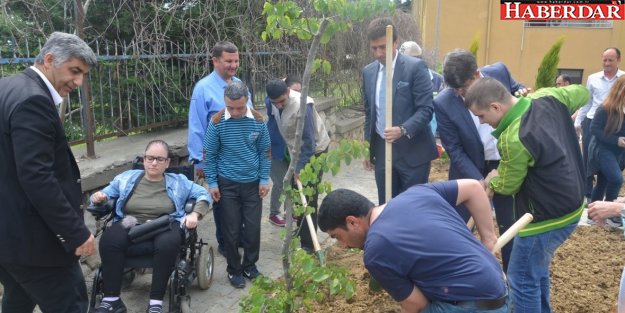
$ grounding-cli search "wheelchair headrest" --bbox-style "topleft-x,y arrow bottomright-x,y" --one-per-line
87,198 -> 116,219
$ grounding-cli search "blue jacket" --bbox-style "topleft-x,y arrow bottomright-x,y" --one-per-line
434,62 -> 524,180
265,96 -> 287,161
98,170 -> 211,222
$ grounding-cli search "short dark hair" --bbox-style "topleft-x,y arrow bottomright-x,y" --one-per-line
464,77 -> 513,110
367,17 -> 397,42
211,41 -> 238,58
285,74 -> 301,87
605,47 -> 621,59
557,74 -> 571,84
443,49 -> 477,89
318,189 -> 374,232
266,79 -> 288,99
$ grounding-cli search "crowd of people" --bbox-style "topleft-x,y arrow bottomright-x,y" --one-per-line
0,14 -> 623,313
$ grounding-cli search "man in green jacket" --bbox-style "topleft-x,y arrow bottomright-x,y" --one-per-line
465,77 -> 589,313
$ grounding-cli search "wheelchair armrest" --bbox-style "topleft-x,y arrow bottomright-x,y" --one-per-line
87,198 -> 117,220
184,199 -> 196,214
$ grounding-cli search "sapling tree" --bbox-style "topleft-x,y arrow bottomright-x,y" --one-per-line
240,0 -> 394,311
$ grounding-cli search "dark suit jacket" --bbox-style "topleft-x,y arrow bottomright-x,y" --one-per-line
362,53 -> 438,167
433,62 -> 524,180
0,68 -> 91,266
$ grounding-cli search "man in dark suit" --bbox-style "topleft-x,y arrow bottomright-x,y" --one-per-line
433,49 -> 528,272
362,17 -> 438,204
0,32 -> 97,313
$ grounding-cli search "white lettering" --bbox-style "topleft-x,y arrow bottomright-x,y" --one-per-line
607,5 -> 623,19
522,5 -> 535,19
579,5 -> 592,18
593,5 -> 606,19
537,5 -> 550,18
505,2 -> 522,19
561,5 -> 574,19
550,5 -> 561,18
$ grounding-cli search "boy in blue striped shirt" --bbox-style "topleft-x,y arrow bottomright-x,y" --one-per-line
202,81 -> 271,288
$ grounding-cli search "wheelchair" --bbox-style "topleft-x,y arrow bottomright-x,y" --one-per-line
87,161 -> 214,313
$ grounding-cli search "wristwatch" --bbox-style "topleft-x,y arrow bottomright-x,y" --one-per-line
399,125 -> 409,139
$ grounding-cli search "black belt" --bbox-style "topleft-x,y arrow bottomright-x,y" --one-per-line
484,160 -> 500,167
447,295 -> 508,310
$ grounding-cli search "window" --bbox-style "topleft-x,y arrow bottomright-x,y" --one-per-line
524,20 -> 612,28
557,69 -> 584,85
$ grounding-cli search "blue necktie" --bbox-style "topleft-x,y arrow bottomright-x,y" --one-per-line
376,68 -> 386,138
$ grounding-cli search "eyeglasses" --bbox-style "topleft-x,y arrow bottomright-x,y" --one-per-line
144,155 -> 169,164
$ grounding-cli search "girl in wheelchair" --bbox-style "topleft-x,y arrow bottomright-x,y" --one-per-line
90,140 -> 211,313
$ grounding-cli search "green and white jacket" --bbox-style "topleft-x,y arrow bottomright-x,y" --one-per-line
489,85 -> 590,236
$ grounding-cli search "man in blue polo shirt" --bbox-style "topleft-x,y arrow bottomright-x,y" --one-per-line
319,180 -> 511,313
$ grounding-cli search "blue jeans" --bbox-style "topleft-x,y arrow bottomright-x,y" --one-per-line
508,222 -> 577,313
591,148 -> 624,202
581,118 -> 594,198
423,296 -> 512,313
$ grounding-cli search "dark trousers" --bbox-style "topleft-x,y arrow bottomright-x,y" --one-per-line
485,160 -> 515,273
218,177 -> 262,274
212,201 -> 225,249
373,134 -> 431,204
99,221 -> 183,300
0,261 -> 88,313
581,118 -> 594,198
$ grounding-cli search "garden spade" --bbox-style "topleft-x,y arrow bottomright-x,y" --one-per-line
296,179 -> 325,266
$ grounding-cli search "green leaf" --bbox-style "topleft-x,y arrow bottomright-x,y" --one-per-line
330,278 -> 341,294
345,281 -> 355,298
312,272 -> 330,282
322,60 -> 331,75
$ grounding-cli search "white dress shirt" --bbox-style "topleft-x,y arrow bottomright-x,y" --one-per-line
574,69 -> 625,127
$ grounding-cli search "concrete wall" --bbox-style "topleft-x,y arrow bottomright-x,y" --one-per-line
77,97 -> 365,196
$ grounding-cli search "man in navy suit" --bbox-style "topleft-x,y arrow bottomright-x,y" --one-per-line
362,17 -> 438,204
434,49 -> 528,272
0,32 -> 97,313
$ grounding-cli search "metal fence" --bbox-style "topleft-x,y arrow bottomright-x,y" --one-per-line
0,39 -> 308,156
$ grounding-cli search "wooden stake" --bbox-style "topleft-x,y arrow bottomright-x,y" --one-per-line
384,25 -> 393,203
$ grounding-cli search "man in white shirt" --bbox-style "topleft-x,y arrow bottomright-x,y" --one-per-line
574,47 -> 624,206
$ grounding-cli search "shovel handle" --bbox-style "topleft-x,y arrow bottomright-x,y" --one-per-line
491,213 -> 533,254
296,179 -> 322,253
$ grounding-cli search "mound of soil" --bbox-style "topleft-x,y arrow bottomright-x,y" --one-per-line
308,159 -> 625,312
309,225 -> 624,313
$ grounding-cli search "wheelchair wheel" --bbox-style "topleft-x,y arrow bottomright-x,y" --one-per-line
196,245 -> 214,289
88,268 -> 103,313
